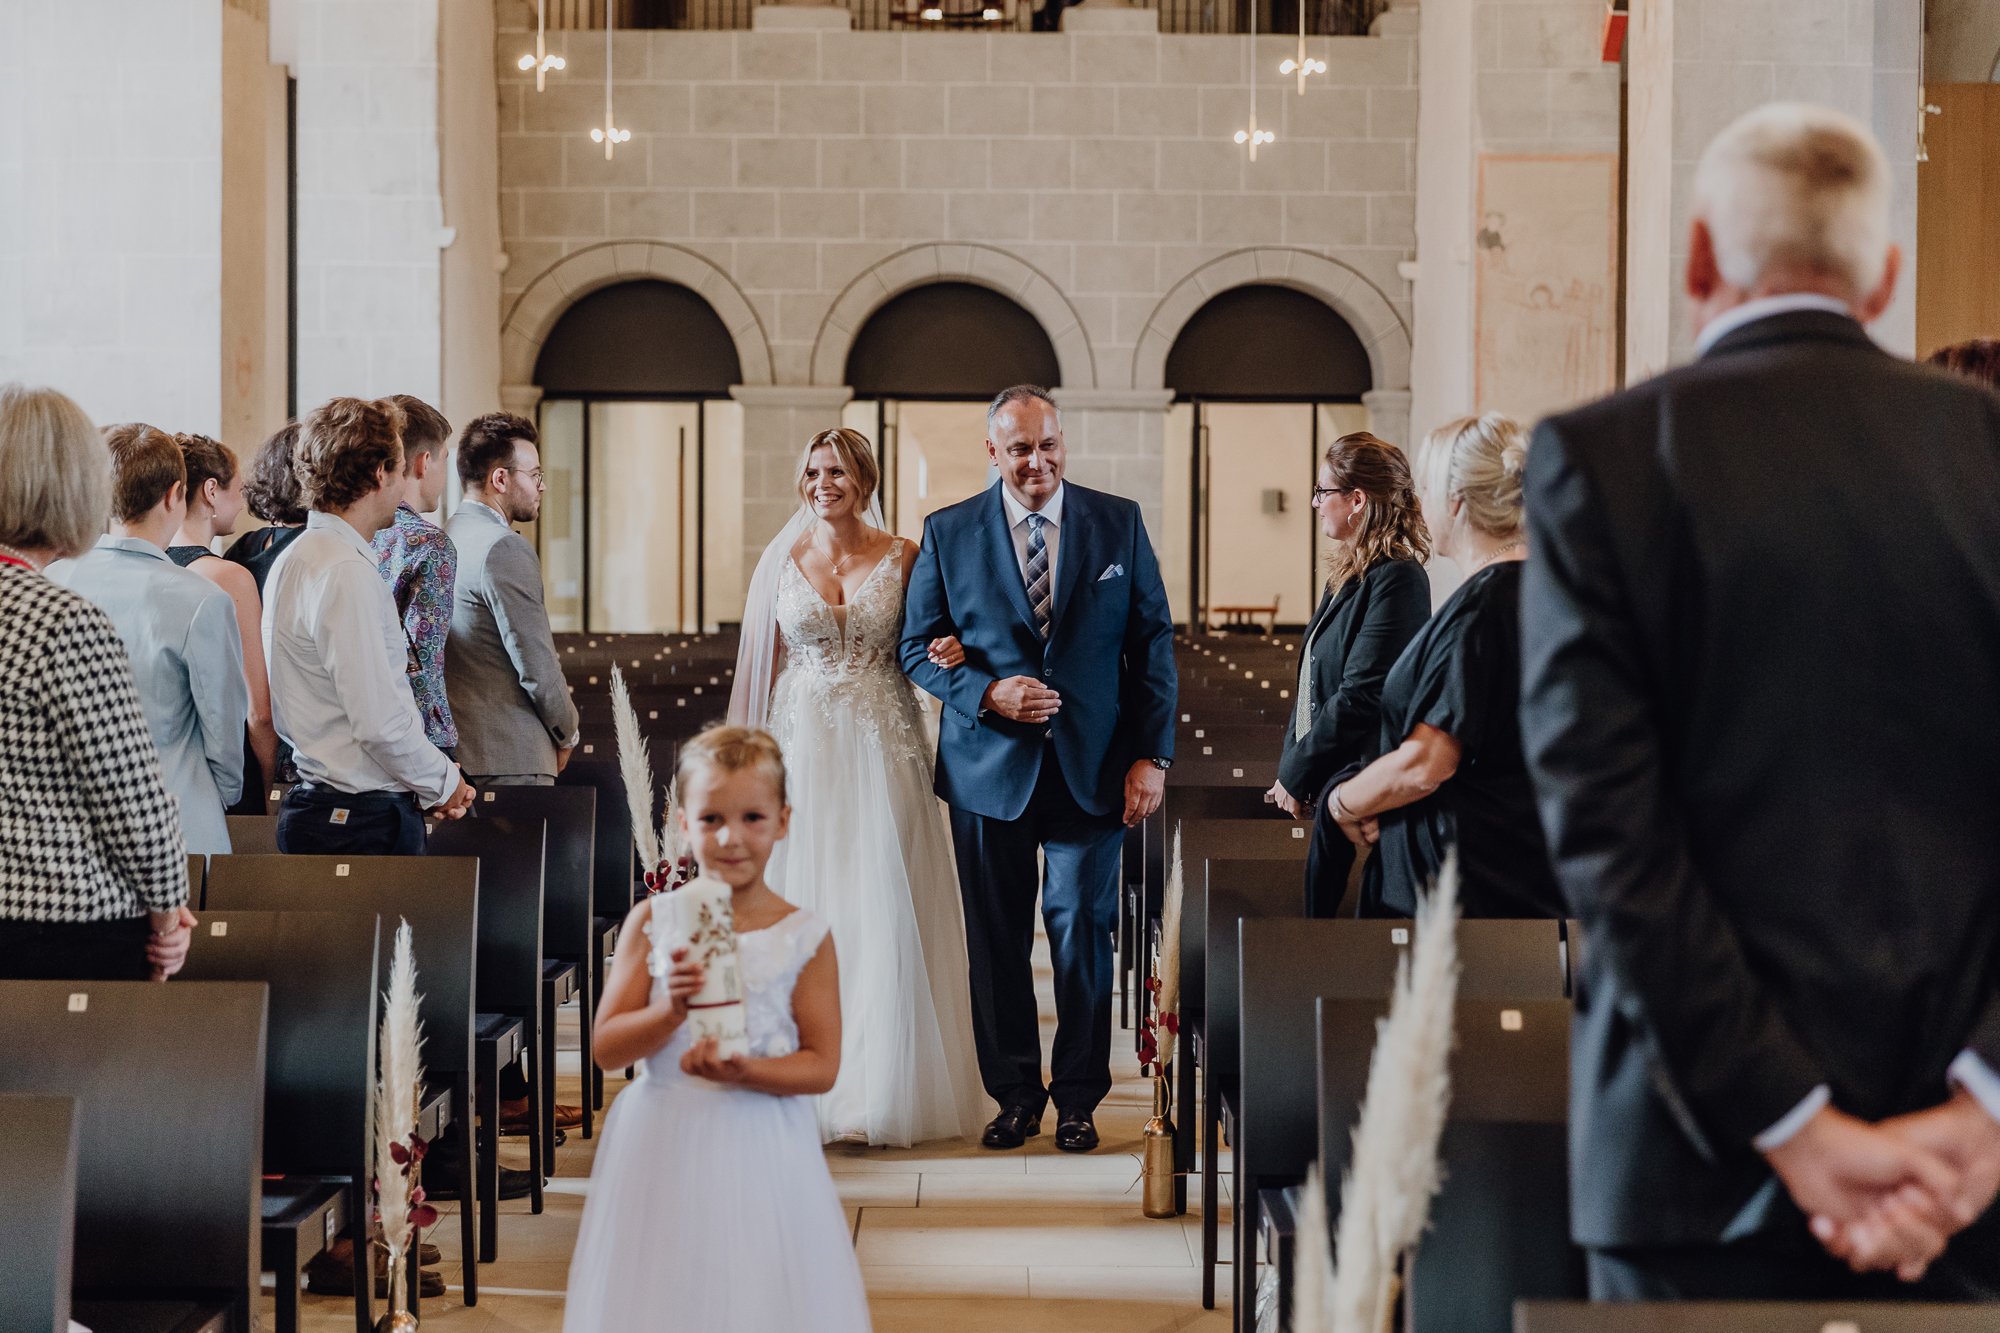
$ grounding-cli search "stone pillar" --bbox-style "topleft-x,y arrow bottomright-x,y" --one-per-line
1050,388 -> 1174,540
750,5 -> 852,28
1625,0 -> 1921,379
731,385 -> 853,578
1361,388 -> 1412,453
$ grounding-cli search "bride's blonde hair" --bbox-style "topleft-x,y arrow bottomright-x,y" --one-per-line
795,427 -> 881,514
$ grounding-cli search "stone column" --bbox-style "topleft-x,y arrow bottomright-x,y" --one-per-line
1050,388 -> 1175,539
1625,0 -> 1922,379
731,384 -> 854,579
1361,388 -> 1413,454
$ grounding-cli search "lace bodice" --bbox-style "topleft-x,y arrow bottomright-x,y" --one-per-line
770,541 -> 927,761
644,905 -> 831,1080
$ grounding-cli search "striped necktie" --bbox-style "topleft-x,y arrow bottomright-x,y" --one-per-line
1024,513 -> 1052,639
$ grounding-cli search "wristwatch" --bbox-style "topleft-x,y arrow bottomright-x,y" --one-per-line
1149,756 -> 1173,771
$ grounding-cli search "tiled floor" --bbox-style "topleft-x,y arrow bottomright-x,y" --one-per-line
280,932 -> 1233,1332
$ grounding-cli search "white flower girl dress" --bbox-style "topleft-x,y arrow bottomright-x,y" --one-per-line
561,903 -> 872,1332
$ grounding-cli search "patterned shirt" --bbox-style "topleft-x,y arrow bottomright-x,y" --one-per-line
373,503 -> 459,751
0,565 -> 187,922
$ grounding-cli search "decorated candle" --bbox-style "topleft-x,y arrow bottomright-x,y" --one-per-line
651,876 -> 749,1061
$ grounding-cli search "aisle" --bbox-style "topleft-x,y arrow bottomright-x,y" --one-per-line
281,929 -> 1232,1332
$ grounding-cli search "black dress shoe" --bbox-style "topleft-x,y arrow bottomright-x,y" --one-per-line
1053,1109 -> 1098,1153
423,1163 -> 534,1202
980,1105 -> 1042,1150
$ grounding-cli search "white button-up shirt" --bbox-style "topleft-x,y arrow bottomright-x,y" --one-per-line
1000,480 -> 1064,589
1694,292 -> 1853,355
263,511 -> 458,806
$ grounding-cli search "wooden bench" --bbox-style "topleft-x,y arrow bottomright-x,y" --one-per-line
203,854 -> 484,1304
0,980 -> 267,1333
1,1093 -> 79,1333
1222,919 -> 1570,1326
179,909 -> 382,1333
427,814 -> 554,1249
473,785 -> 601,1142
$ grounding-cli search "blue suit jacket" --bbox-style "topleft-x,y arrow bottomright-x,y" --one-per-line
899,480 -> 1178,821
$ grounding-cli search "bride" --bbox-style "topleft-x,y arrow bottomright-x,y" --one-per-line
729,427 -> 986,1147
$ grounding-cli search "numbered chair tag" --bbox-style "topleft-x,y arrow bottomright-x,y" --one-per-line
1391,927 -> 1410,945
336,863 -> 351,877
68,993 -> 88,1012
211,922 -> 228,937
1500,1009 -> 1524,1032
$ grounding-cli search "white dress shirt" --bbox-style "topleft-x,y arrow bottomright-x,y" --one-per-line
263,511 -> 458,806
1694,292 -> 1853,356
999,480 -> 1064,589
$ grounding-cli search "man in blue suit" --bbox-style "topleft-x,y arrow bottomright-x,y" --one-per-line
900,384 -> 1178,1152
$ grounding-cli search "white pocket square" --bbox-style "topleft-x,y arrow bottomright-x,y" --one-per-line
1098,564 -> 1125,581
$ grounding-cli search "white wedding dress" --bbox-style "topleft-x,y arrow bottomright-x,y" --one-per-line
562,906 -> 871,1333
764,540 -> 987,1146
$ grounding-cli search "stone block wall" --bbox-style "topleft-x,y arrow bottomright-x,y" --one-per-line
492,4 -> 1422,554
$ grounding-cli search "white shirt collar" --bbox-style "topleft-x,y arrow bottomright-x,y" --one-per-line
306,508 -> 383,560
1000,481 -> 1064,530
1694,293 -> 1854,356
460,498 -> 507,526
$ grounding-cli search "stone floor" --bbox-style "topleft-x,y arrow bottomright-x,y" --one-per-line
278,931 -> 1235,1332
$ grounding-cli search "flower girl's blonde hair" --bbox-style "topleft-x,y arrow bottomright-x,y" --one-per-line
675,724 -> 789,807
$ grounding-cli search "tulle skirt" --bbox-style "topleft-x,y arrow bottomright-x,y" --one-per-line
562,1071 -> 872,1332
767,675 -> 988,1147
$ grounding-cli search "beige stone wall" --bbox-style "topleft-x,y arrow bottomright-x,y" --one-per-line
493,6 -> 1422,558
442,0 -> 507,447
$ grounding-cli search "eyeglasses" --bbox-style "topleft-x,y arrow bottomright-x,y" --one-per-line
1311,485 -> 1348,505
503,466 -> 546,485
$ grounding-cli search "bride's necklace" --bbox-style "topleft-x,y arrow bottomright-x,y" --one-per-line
817,526 -> 875,577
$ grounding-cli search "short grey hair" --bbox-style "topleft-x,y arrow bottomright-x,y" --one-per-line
0,382 -> 109,559
1691,102 -> 1892,299
986,384 -> 1060,429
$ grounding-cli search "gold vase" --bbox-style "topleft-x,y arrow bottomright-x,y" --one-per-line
1141,1071 -> 1177,1218
373,1247 -> 418,1333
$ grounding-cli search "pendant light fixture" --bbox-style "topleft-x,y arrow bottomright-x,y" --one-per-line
1234,0 -> 1275,160
589,8 -> 631,160
1278,0 -> 1325,93
517,0 -> 567,92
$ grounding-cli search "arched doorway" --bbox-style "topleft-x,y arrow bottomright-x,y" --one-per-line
1161,283 -> 1374,629
534,279 -> 746,633
838,281 -> 1062,534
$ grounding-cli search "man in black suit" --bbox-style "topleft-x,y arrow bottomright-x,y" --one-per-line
1521,101 -> 2000,1300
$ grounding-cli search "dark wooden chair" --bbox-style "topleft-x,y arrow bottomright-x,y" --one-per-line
178,909 -> 382,1333
224,814 -> 281,855
473,785 -> 599,1141
1199,858 -> 1314,1310
0,980 -> 267,1333
1223,919 -> 1569,1327
557,758 -> 639,1115
427,814 -> 550,1250
1165,826 -> 1310,1215
1267,998 -> 1579,1332
1514,1306 -> 1999,1332
1,1094 -> 78,1333
203,853 -> 483,1304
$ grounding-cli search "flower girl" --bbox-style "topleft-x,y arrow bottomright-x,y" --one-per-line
562,725 -> 871,1332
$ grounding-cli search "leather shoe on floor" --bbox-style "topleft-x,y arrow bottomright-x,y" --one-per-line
1053,1109 -> 1098,1153
499,1095 -> 583,1134
980,1105 -> 1042,1150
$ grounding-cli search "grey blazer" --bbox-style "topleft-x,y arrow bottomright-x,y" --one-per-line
444,501 -> 579,777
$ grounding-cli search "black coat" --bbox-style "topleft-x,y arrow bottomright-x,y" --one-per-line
1276,557 -> 1429,804
1520,309 -> 2000,1250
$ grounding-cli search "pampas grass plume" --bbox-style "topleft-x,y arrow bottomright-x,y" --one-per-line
375,918 -> 425,1266
1327,853 -> 1461,1333
1157,823 -> 1185,1045
611,665 -> 663,873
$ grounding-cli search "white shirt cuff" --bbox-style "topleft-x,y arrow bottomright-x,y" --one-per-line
1754,1083 -> 1832,1152
1948,1050 -> 2000,1126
